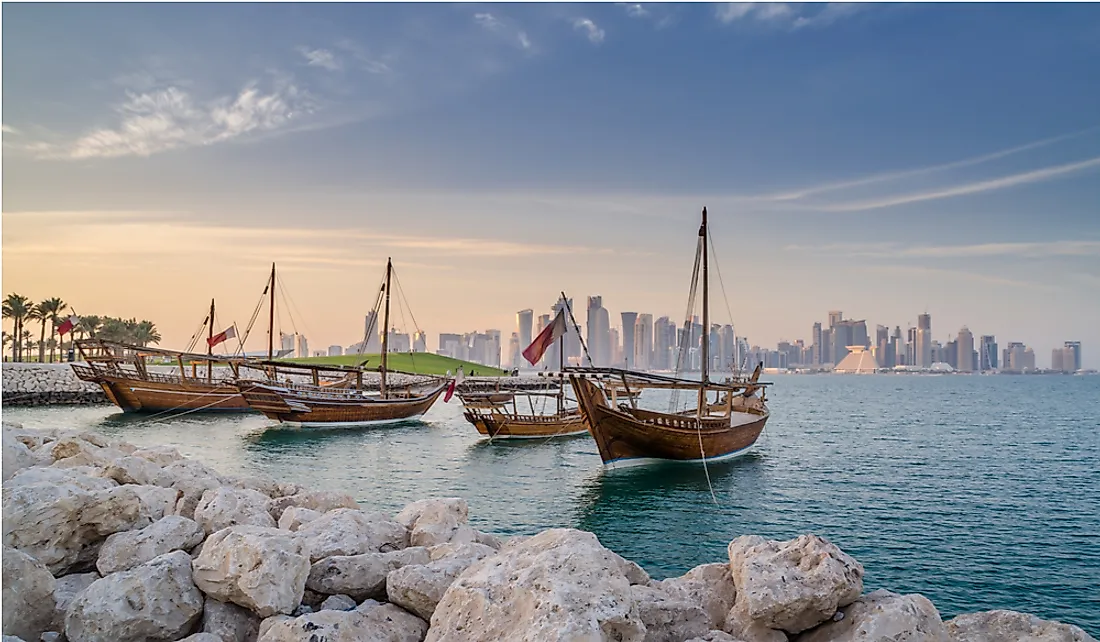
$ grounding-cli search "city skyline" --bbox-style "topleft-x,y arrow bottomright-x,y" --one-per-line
3,4 -> 1098,366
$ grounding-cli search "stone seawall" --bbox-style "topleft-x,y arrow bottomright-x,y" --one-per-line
2,422 -> 1095,642
0,362 -> 558,408
1,363 -> 108,406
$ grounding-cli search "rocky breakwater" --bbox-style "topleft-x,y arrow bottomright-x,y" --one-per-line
1,363 -> 107,407
2,423 -> 1095,642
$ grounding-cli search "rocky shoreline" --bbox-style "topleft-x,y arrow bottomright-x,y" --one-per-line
2,422 -> 1095,642
0,362 -> 557,407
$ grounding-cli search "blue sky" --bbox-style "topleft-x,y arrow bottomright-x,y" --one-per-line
3,3 -> 1099,367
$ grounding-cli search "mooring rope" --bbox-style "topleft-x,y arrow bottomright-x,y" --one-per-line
696,416 -> 719,505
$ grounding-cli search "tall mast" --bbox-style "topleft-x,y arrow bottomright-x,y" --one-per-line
207,298 -> 215,382
701,207 -> 709,386
380,258 -> 392,398
267,263 -> 276,361
557,296 -> 565,413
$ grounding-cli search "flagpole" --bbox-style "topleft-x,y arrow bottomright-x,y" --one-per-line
208,299 -> 215,382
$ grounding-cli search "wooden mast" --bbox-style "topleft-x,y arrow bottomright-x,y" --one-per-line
267,263 -> 276,361
557,296 -> 564,414
699,207 -> 709,414
207,298 -> 215,382
380,258 -> 392,399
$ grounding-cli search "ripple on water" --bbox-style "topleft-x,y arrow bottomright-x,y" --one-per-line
3,374 -> 1098,632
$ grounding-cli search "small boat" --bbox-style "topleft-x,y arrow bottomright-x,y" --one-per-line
568,207 -> 772,468
72,338 -> 251,413
460,378 -> 586,440
234,258 -> 451,427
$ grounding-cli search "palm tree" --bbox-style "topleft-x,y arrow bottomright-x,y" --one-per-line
34,298 -> 66,363
79,315 -> 102,340
2,331 -> 10,361
3,293 -> 33,361
21,331 -> 36,361
132,320 -> 161,347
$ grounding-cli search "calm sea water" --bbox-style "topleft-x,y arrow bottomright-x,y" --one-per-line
4,374 -> 1098,633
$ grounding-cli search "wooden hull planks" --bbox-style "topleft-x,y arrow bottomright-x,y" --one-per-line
71,365 -> 250,413
571,376 -> 768,468
462,408 -> 588,439
235,380 -> 448,427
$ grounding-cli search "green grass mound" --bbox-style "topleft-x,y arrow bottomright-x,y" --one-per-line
285,352 -> 509,377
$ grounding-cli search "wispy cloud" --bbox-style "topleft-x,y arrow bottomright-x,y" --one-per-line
784,240 -> 1100,260
573,18 -> 606,44
2,124 -> 19,135
332,40 -> 392,75
715,2 -> 866,29
625,4 -> 649,18
815,156 -> 1100,212
297,46 -> 341,71
475,12 -> 534,51
28,81 -> 314,160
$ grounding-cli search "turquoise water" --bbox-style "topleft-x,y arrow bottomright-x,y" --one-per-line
4,374 -> 1098,633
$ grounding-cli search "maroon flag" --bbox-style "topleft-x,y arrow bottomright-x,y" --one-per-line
57,315 -> 79,336
522,310 -> 567,366
207,326 -> 237,348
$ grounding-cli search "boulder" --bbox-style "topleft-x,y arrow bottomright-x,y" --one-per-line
723,600 -> 788,642
193,487 -> 277,535
945,610 -> 1097,642
4,466 -> 116,492
387,543 -> 497,620
1,546 -> 57,641
131,446 -> 186,467
258,601 -> 427,642
191,525 -> 311,617
656,563 -> 738,630
181,635 -> 225,642
295,509 -> 408,562
224,474 -> 285,499
276,507 -> 321,532
394,498 -> 468,547
202,597 -> 261,642
686,633 -> 746,642
165,461 -> 224,518
257,616 -> 293,640
3,482 -> 153,575
105,456 -> 171,486
320,595 -> 357,611
64,550 -> 204,642
631,584 -> 712,642
797,589 -> 948,642
426,528 -> 646,642
728,534 -> 863,634
2,431 -> 44,481
96,515 -> 206,575
51,572 -> 101,631
267,490 -> 359,521
307,546 -> 430,600
130,484 -> 182,521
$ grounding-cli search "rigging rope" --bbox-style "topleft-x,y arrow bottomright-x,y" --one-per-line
670,237 -> 703,414
237,276 -> 270,355
184,315 -> 209,354
695,416 -> 720,505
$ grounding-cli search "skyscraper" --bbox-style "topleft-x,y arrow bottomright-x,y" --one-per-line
980,335 -> 998,371
720,325 -> 735,371
635,314 -> 654,371
550,298 -> 579,368
812,322 -> 823,366
1064,341 -> 1082,372
362,311 -> 382,353
585,296 -> 610,367
828,310 -> 843,329
621,312 -> 638,369
413,331 -> 427,353
654,317 -> 675,371
956,326 -> 974,372
852,320 -> 870,348
832,320 -> 854,365
516,309 -> 533,360
875,325 -> 890,368
507,333 -> 520,369
609,327 -> 622,367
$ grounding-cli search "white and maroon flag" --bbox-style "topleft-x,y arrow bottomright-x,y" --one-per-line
522,309 -> 567,366
57,315 -> 79,336
207,326 -> 237,348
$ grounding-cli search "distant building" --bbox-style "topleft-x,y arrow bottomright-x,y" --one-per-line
1052,346 -> 1076,373
327,345 -> 343,357
413,331 -> 427,353
387,331 -> 410,353
812,322 -> 823,366
586,296 -> 610,367
296,335 -> 308,359
1064,341 -> 1082,372
507,332 -> 520,369
654,317 -> 676,370
956,327 -> 974,372
609,327 -> 622,367
875,325 -> 890,368
439,333 -> 463,360
828,310 -> 843,329
834,346 -> 879,374
516,309 -> 533,360
979,335 -> 997,371
635,314 -> 653,371
621,312 -> 638,370
362,311 -> 381,353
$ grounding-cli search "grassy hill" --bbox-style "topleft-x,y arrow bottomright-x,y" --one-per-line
284,352 -> 510,377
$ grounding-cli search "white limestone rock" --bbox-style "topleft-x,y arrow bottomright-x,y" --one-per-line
130,484 -> 182,522
51,572 -> 101,631
4,465 -> 116,491
180,634 -> 225,642
425,528 -> 646,642
131,445 -> 186,467
267,490 -> 360,521
686,632 -> 747,642
191,525 -> 312,617
224,474 -> 287,499
202,597 -> 262,642
96,515 -> 205,575
105,456 -> 171,486
307,546 -> 431,600
64,550 -> 204,642
723,600 -> 789,642
276,507 -> 321,532
1,546 -> 57,641
320,594 -> 357,611
797,589 -> 949,642
656,562 -> 738,630
728,534 -> 864,634
945,610 -> 1097,642
194,487 -> 278,535
295,509 -> 408,562
3,482 -> 153,575
387,542 -> 497,621
394,498 -> 468,547
631,583 -> 712,642
165,460 -> 225,518
2,431 -> 45,481
258,602 -> 427,642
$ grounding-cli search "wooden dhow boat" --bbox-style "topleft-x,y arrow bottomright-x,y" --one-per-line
234,258 -> 451,427
460,377 -> 587,440
568,207 -> 771,468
